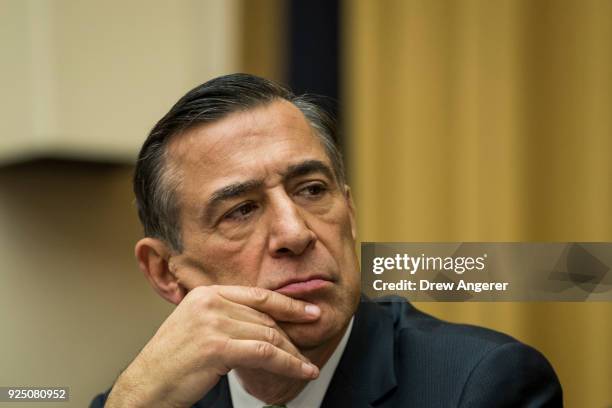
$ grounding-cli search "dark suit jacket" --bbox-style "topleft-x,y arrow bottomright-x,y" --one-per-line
91,297 -> 562,407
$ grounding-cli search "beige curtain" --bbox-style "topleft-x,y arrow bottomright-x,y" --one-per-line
344,1 -> 612,406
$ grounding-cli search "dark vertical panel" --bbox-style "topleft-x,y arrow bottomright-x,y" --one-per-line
287,0 -> 340,120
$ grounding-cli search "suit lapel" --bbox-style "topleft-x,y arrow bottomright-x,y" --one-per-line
194,376 -> 233,408
321,298 -> 397,407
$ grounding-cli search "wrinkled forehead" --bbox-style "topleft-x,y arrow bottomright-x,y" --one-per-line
169,100 -> 317,158
163,99 -> 332,194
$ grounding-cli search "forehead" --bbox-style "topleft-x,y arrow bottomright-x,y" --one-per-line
166,99 -> 331,196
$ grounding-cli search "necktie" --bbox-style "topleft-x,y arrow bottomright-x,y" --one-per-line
262,406 -> 287,408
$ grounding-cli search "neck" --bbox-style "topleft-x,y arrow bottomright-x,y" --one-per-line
235,324 -> 348,405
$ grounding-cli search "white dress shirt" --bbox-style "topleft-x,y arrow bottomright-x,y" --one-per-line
228,317 -> 355,408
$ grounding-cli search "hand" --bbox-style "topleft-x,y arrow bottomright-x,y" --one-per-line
105,285 -> 321,408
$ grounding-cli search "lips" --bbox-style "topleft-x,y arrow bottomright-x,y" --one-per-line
273,276 -> 332,296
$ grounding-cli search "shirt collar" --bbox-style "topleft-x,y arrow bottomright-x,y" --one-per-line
228,316 -> 355,408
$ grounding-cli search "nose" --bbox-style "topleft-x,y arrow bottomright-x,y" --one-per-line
267,192 -> 316,257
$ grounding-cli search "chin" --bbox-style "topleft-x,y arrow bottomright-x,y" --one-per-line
283,321 -> 338,350
282,302 -> 354,350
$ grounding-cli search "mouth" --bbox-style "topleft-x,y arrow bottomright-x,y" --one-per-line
273,276 -> 333,296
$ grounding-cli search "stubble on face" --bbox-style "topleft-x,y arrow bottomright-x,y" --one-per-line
164,100 -> 361,350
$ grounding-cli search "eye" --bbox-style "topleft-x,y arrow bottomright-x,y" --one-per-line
223,201 -> 259,221
296,183 -> 328,199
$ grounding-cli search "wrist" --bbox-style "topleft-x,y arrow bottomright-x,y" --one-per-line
105,365 -> 167,408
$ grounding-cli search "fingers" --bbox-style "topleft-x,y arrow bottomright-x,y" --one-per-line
216,286 -> 321,323
218,298 -> 296,347
222,300 -> 279,328
183,285 -> 321,380
223,339 -> 319,380
224,319 -> 306,360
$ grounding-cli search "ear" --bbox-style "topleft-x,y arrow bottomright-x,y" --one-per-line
135,237 -> 186,305
344,185 -> 357,241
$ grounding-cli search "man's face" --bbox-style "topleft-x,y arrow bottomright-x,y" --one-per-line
166,100 -> 361,348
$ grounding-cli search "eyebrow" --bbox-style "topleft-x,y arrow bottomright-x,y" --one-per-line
205,179 -> 264,221
203,159 -> 335,224
282,159 -> 335,183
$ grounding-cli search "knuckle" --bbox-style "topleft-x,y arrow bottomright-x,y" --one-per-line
182,286 -> 200,303
195,290 -> 217,309
259,314 -> 276,328
219,337 -> 231,355
248,287 -> 269,304
214,338 -> 232,374
190,285 -> 209,299
207,316 -> 222,329
265,327 -> 280,346
287,297 -> 300,312
254,341 -> 274,359
191,285 -> 207,294
205,336 -> 227,359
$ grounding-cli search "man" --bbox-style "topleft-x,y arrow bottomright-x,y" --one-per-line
91,73 -> 562,407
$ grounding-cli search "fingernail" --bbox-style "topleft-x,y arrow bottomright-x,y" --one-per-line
302,362 -> 318,377
305,304 -> 320,317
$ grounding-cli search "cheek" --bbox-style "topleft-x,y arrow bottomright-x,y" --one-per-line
180,231 -> 267,287
310,208 -> 357,267
216,217 -> 260,241
318,203 -> 355,245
